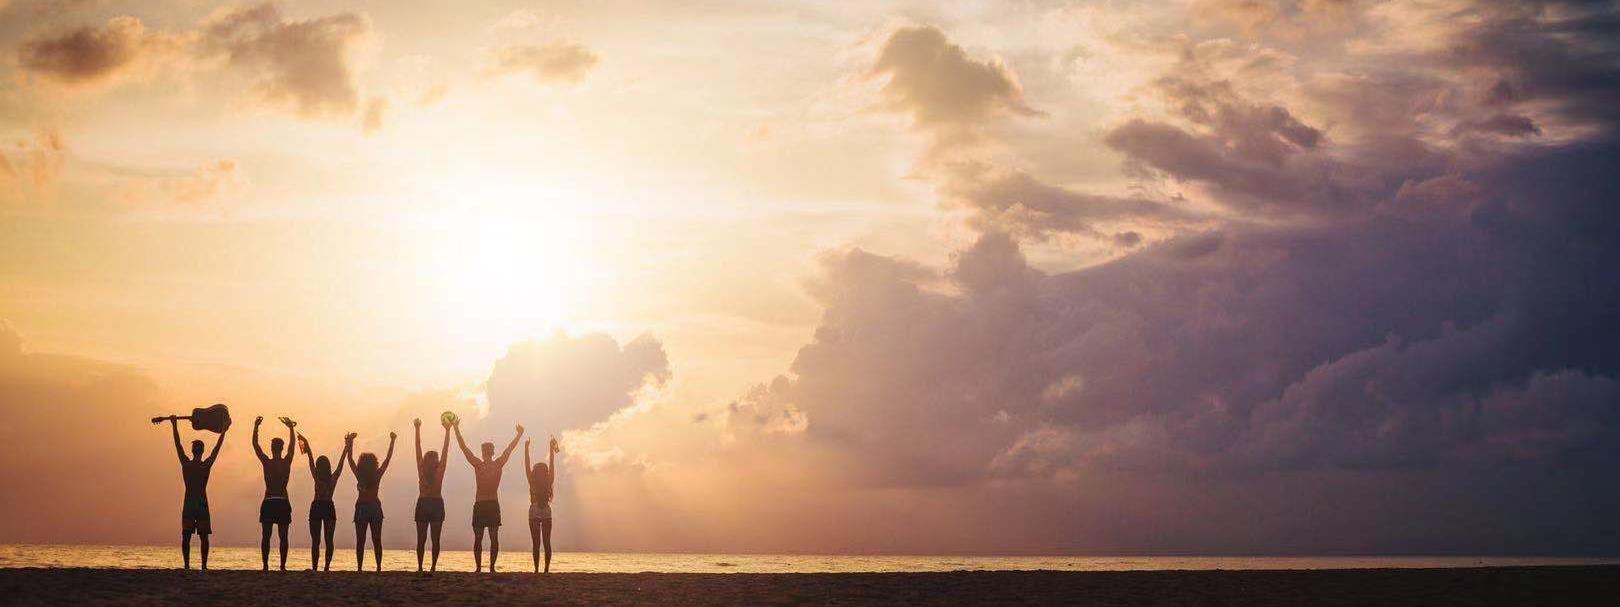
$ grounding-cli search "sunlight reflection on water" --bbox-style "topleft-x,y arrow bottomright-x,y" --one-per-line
1,545 -> 1615,573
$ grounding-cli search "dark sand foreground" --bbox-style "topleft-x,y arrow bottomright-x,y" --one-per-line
2,566 -> 1617,606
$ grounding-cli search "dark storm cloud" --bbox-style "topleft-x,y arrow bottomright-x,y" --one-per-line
689,5 -> 1620,551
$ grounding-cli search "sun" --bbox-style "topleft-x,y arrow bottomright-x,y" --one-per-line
413,200 -> 590,344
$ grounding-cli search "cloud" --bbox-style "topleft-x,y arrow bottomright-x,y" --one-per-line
0,320 -> 171,543
17,16 -> 178,86
483,332 -> 670,435
0,129 -> 66,203
201,3 -> 372,117
941,160 -> 1206,241
872,25 -> 1039,131
493,42 -> 599,85
359,96 -> 388,135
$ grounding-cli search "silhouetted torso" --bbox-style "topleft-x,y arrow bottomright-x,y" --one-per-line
312,473 -> 338,501
419,462 -> 446,498
529,470 -> 551,505
182,458 -> 212,500
472,460 -> 505,501
262,456 -> 292,498
356,470 -> 382,503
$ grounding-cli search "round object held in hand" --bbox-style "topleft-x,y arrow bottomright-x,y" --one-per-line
441,411 -> 459,426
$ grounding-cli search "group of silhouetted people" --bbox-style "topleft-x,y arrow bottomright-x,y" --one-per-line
164,414 -> 559,573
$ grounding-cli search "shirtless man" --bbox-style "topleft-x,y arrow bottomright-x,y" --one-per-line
168,416 -> 228,570
412,417 -> 452,572
252,416 -> 297,571
453,420 -> 523,572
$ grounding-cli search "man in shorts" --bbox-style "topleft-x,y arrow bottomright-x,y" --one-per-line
253,415 -> 297,570
453,420 -> 523,572
168,416 -> 228,569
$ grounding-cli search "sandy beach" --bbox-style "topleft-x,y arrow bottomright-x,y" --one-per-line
2,566 -> 1616,606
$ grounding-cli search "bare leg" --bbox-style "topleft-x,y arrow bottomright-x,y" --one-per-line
322,520 -> 336,571
354,521 -> 366,571
260,522 -> 271,570
181,531 -> 192,569
277,523 -> 289,570
529,519 -> 540,573
415,521 -> 427,571
309,521 -> 320,570
490,528 -> 500,572
369,519 -> 383,571
542,520 -> 553,573
199,533 -> 210,570
429,520 -> 443,572
473,527 -> 485,572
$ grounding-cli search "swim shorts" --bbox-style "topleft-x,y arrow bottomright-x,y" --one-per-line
415,496 -> 445,523
472,499 -> 501,528
354,500 -> 384,524
259,497 -> 292,524
308,499 -> 336,523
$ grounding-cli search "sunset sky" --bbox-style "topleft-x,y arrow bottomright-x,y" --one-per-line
2,0 -> 1618,555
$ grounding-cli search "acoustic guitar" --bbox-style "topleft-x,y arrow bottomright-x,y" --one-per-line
151,403 -> 233,433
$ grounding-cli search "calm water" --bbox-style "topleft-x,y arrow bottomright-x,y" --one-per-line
0,545 -> 1613,573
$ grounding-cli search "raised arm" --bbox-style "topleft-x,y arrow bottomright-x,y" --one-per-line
344,433 -> 359,474
548,435 -> 559,492
453,422 -> 477,465
378,432 -> 398,474
204,423 -> 229,465
170,419 -> 187,463
413,418 -> 424,468
438,421 -> 452,482
524,438 -> 532,475
496,424 -> 525,465
283,417 -> 297,462
251,416 -> 268,462
334,436 -> 353,484
298,434 -> 315,476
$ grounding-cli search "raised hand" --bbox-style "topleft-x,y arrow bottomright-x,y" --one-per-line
345,432 -> 357,443
413,418 -> 422,429
515,424 -> 525,436
389,431 -> 397,440
255,415 -> 264,427
550,436 -> 560,454
281,417 -> 296,428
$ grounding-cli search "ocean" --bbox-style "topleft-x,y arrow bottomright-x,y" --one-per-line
1,545 -> 1613,573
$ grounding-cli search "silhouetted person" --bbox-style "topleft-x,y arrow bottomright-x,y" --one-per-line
169,417 -> 228,569
454,420 -> 523,572
252,416 -> 297,570
413,417 -> 452,572
525,435 -> 560,573
346,431 -> 397,571
297,432 -> 351,571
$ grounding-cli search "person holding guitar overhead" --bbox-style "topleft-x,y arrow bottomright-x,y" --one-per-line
158,406 -> 230,569
252,416 -> 298,571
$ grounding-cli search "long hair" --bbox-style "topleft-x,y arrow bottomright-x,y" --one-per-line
421,451 -> 440,476
314,455 -> 333,484
357,452 -> 380,484
529,462 -> 552,502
